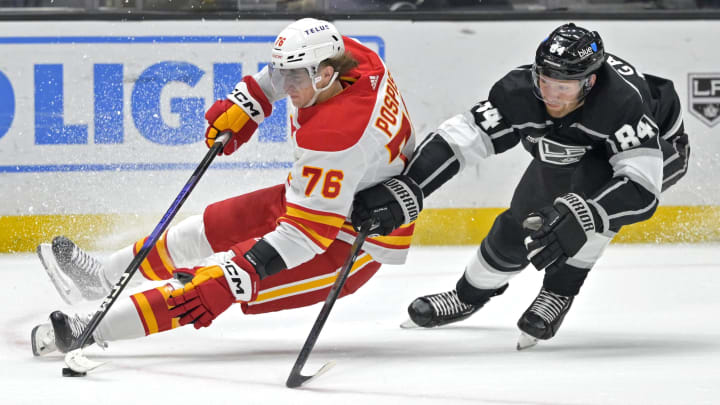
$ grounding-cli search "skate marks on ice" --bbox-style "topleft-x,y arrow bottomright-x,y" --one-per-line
3,245 -> 720,405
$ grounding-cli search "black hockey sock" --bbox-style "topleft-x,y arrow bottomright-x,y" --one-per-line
456,275 -> 508,306
542,261 -> 590,296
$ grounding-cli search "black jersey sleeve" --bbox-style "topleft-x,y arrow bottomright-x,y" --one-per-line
402,75 -> 523,197
644,73 -> 690,191
645,73 -> 685,142
403,132 -> 460,197
586,98 -> 664,232
403,99 -> 521,197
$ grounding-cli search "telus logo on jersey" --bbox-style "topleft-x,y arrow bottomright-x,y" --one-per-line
688,73 -> 720,127
538,137 -> 589,165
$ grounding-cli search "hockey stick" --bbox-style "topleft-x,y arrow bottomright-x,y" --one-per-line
62,133 -> 230,377
286,219 -> 376,388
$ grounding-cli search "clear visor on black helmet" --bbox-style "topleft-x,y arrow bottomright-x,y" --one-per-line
531,64 -> 593,106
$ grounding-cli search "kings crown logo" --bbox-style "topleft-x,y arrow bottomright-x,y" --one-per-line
688,73 -> 720,127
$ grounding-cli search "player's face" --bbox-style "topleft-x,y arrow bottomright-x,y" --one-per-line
537,74 -> 583,117
271,65 -> 338,108
271,68 -> 315,107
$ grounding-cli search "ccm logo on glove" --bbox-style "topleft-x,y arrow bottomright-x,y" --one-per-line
230,86 -> 262,119
204,77 -> 272,155
222,261 -> 252,300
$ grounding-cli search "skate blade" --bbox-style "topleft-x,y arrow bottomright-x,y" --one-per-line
400,318 -> 420,329
31,323 -> 55,357
64,349 -> 106,374
516,332 -> 539,351
31,324 -> 43,357
37,244 -> 83,305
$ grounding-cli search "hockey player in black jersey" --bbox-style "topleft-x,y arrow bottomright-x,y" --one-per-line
351,23 -> 690,349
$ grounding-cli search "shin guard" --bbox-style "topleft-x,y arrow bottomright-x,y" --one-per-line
129,284 -> 181,336
133,232 -> 177,281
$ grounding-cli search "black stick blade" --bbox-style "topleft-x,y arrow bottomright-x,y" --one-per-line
285,221 -> 373,389
286,361 -> 336,388
286,374 -> 311,388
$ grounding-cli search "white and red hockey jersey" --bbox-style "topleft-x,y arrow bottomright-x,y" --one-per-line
262,37 -> 416,268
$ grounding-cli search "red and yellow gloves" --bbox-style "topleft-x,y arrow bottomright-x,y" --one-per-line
167,254 -> 259,329
205,76 -> 272,155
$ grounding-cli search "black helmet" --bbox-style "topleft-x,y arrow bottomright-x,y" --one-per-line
532,23 -> 605,104
534,23 -> 604,80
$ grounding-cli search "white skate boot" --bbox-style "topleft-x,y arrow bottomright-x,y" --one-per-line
37,236 -> 111,304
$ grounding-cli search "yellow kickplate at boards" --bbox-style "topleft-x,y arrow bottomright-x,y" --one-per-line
1,206 -> 719,252
412,205 -> 720,245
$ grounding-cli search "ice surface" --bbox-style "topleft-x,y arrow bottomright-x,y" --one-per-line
3,244 -> 720,405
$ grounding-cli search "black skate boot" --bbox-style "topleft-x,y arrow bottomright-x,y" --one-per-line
37,236 -> 111,304
50,310 -> 102,353
516,287 -> 574,350
402,280 -> 508,328
30,310 -> 104,356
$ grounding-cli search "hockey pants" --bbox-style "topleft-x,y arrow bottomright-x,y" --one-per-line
96,184 -> 381,342
463,140 -> 689,297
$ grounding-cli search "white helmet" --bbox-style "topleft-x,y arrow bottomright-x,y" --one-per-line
269,18 -> 345,107
271,18 -> 344,74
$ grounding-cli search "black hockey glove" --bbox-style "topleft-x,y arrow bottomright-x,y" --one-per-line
351,175 -> 423,236
523,193 -> 598,271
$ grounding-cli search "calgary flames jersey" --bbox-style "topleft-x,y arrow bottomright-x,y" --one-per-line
262,37 -> 416,268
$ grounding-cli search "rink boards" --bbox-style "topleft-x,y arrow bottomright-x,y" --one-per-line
0,20 -> 718,251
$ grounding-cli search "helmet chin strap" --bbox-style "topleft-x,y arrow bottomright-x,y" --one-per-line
302,71 -> 339,108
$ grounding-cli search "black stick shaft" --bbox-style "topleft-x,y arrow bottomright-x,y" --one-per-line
70,139 -> 227,351
286,222 -> 373,388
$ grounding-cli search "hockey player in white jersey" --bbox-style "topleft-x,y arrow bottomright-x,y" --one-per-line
351,23 -> 690,350
31,18 -> 422,357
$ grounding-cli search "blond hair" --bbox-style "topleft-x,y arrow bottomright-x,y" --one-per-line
320,51 -> 359,76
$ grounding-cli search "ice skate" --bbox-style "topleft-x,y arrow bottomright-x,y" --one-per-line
516,287 -> 574,350
401,284 -> 508,329
516,332 -> 539,351
37,236 -> 111,304
31,323 -> 57,356
31,310 -> 105,356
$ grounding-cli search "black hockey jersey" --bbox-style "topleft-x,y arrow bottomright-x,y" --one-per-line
406,53 -> 685,232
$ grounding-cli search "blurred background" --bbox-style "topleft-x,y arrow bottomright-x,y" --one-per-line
1,0 -> 720,14
0,1 -> 719,252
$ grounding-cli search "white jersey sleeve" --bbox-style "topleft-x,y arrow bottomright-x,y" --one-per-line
263,142 -> 370,269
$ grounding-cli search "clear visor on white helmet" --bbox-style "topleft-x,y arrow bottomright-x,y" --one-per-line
269,65 -> 314,93
268,64 -> 339,107
531,68 -> 590,106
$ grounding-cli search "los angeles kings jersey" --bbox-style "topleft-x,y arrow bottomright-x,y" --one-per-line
427,53 -> 684,232
262,37 -> 416,268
